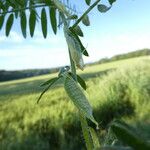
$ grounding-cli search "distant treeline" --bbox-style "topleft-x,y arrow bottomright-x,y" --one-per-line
96,48 -> 150,65
0,49 -> 150,82
0,68 -> 60,82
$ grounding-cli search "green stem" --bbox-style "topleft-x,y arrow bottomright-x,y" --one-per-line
68,48 -> 93,150
66,1 -> 101,149
72,0 -> 101,28
0,4 -> 49,15
68,50 -> 77,80
80,113 -> 94,150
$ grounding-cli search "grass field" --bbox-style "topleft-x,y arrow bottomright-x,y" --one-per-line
0,56 -> 150,150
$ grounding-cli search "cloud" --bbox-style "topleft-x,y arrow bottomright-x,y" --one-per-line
1,31 -> 150,70
0,31 -> 24,43
83,32 -> 150,62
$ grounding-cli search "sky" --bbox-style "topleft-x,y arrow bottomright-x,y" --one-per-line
0,0 -> 150,70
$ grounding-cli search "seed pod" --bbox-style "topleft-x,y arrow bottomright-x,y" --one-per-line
52,0 -> 69,16
63,73 -> 98,125
64,26 -> 84,70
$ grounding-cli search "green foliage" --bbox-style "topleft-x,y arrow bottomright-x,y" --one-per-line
2,1 -> 148,150
0,15 -> 4,29
77,74 -> 87,90
108,0 -> 117,5
29,10 -> 36,37
37,77 -> 61,103
89,127 -> 100,149
6,13 -> 14,36
94,49 -> 150,65
73,25 -> 84,37
41,8 -> 47,38
110,120 -> 150,150
64,26 -> 84,70
49,7 -> 57,35
63,72 -> 98,126
69,27 -> 89,56
69,72 -> 87,90
20,11 -> 27,38
0,57 -> 149,149
97,4 -> 111,13
82,14 -> 90,26
85,0 -> 91,5
80,114 -> 94,150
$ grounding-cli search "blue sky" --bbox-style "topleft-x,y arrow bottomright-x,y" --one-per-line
0,0 -> 150,70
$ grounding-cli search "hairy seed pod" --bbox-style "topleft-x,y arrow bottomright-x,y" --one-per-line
63,73 -> 98,126
64,26 -> 84,70
52,0 -> 69,16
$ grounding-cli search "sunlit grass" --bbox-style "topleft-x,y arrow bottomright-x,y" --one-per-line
0,56 -> 150,149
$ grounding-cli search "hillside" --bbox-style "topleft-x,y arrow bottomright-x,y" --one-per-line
0,48 -> 150,82
0,56 -> 150,149
91,48 -> 150,65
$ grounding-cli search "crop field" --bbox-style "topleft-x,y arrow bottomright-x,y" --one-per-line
0,56 -> 150,150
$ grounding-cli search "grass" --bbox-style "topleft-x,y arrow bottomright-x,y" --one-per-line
0,56 -> 150,149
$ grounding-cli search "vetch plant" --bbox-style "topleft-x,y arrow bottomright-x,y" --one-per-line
1,0 -> 149,150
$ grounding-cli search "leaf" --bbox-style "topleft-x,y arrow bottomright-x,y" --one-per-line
0,15 -> 4,30
0,1 -> 5,11
82,15 -> 90,26
29,10 -> 36,37
80,114 -> 94,149
109,0 -> 117,5
111,120 -> 150,150
64,73 -> 98,125
77,75 -> 86,90
67,15 -> 78,20
89,127 -> 100,149
37,77 -> 60,103
64,26 -> 84,70
45,0 -> 53,6
49,7 -> 57,34
41,8 -> 47,38
6,13 -> 14,36
69,27 -> 89,56
73,26 -> 84,37
40,77 -> 58,87
7,0 -> 15,8
97,4 -> 111,13
100,146 -> 133,150
85,0 -> 91,5
69,72 -> 86,90
20,11 -> 27,38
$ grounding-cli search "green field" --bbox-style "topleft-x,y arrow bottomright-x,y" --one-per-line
0,56 -> 150,150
